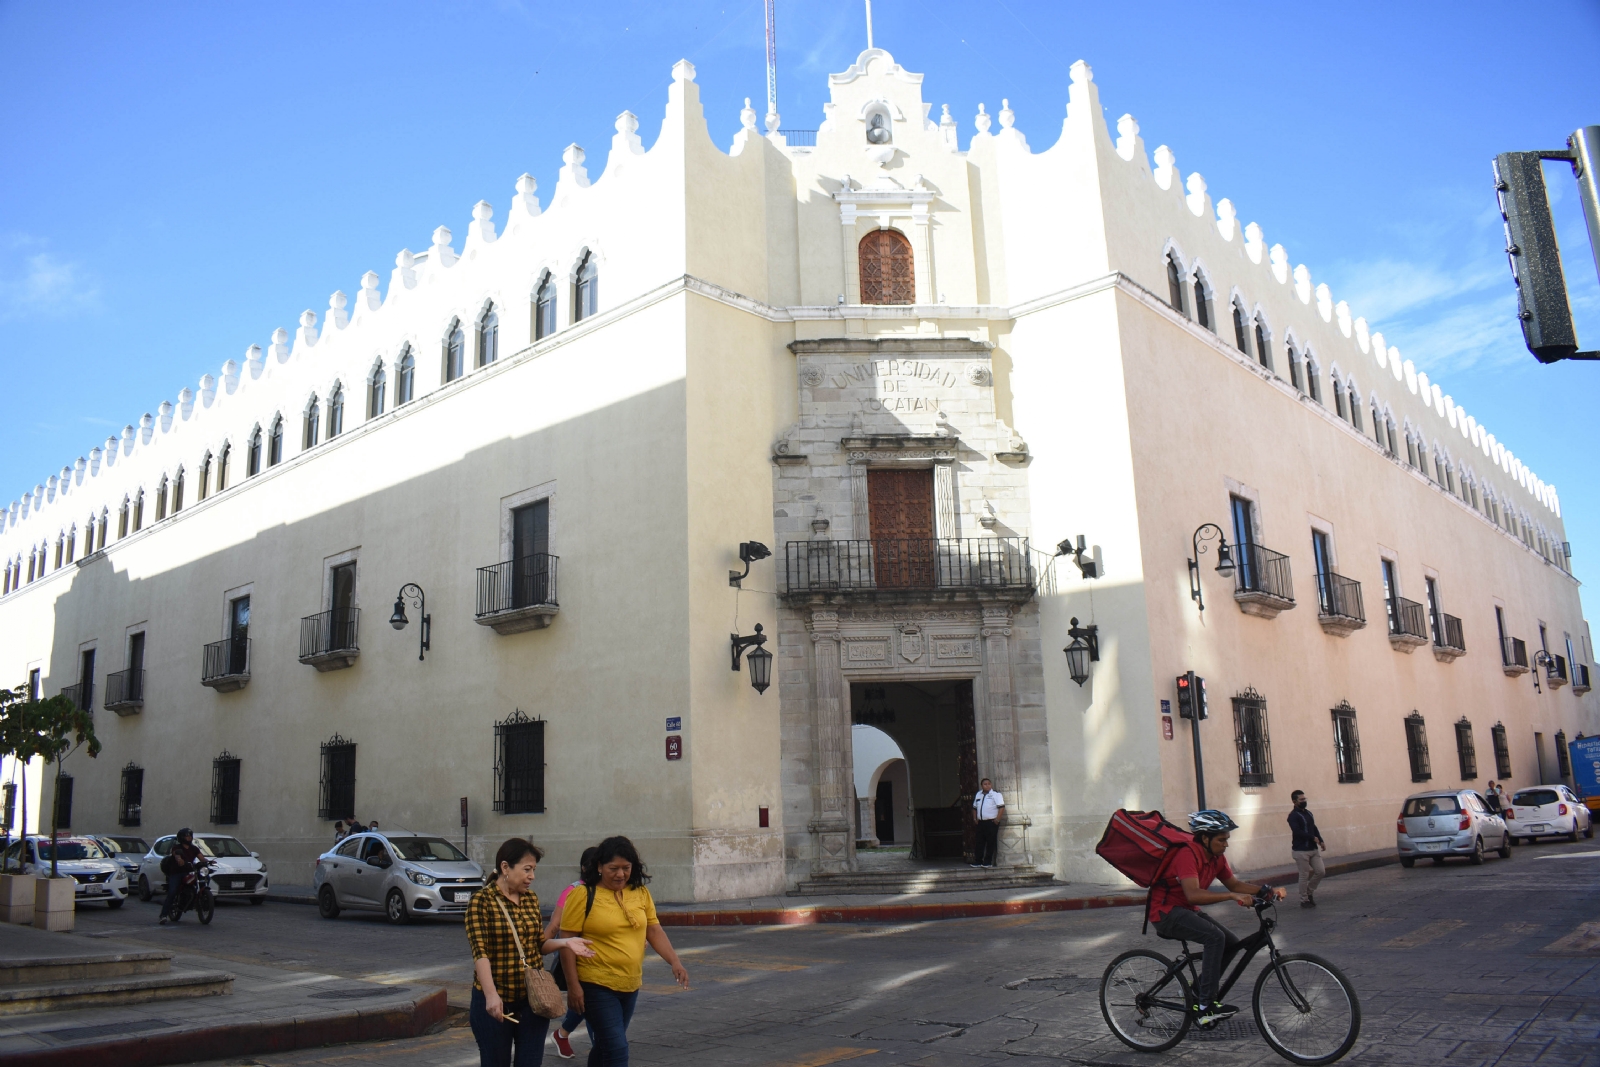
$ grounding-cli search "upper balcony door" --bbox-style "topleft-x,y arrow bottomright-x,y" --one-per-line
229,595 -> 250,675
511,499 -> 550,608
330,563 -> 356,649
868,468 -> 935,589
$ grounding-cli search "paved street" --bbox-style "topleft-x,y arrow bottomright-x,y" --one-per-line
71,840 -> 1600,1066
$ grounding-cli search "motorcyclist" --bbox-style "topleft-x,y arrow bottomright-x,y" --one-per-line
158,828 -> 206,924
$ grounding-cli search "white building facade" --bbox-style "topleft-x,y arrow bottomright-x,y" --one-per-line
2,50 -> 1594,898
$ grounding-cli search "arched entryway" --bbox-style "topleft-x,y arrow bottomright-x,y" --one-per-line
850,679 -> 978,863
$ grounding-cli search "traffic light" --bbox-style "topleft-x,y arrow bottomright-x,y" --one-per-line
1175,672 -> 1208,721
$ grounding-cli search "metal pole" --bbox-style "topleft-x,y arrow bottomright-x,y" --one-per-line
1571,126 -> 1600,289
864,0 -> 873,49
1190,715 -> 1207,811
764,0 -> 777,123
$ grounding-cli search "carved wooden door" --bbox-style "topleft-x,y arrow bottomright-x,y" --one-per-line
859,230 -> 915,305
868,468 -> 935,588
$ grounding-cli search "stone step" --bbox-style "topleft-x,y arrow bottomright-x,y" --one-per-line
789,865 -> 1060,896
0,951 -> 173,987
0,969 -> 234,1016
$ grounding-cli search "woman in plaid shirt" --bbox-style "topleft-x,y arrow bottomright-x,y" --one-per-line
465,838 -> 593,1066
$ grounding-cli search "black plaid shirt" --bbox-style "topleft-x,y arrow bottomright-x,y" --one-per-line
464,881 -> 544,1002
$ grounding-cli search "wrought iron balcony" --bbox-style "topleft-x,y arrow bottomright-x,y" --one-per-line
782,537 -> 1035,601
1501,636 -> 1529,676
104,668 -> 144,715
299,608 -> 360,672
1232,543 -> 1295,618
1431,612 -> 1465,662
476,553 -> 560,634
202,637 -> 251,692
1573,663 -> 1592,694
1386,596 -> 1429,651
1314,571 -> 1366,637
60,682 -> 92,712
1545,653 -> 1568,689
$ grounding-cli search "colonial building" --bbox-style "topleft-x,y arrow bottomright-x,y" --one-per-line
2,49 -> 1594,899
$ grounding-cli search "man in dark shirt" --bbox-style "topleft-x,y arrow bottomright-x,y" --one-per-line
158,828 -> 206,924
1287,790 -> 1326,908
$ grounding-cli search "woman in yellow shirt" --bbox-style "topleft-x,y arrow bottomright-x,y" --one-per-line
558,836 -> 689,1066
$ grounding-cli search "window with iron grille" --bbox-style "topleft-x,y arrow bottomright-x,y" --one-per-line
1330,703 -> 1363,783
1404,712 -> 1432,783
494,710 -> 545,814
1555,731 -> 1571,780
1232,688 -> 1274,787
1454,719 -> 1477,780
53,775 -> 73,829
119,763 -> 143,826
318,735 -> 357,821
1491,723 -> 1512,779
212,752 -> 241,825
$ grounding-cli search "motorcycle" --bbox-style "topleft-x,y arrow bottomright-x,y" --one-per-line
165,857 -> 218,925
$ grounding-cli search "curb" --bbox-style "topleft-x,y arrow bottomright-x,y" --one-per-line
7,988 -> 449,1067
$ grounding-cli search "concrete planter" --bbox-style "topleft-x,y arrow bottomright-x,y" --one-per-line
34,876 -> 75,932
0,874 -> 36,924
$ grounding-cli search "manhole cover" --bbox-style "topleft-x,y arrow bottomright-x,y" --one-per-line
45,1018 -> 176,1042
307,986 -> 409,1001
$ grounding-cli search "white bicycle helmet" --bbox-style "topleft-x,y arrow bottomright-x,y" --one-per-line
1188,809 -> 1240,835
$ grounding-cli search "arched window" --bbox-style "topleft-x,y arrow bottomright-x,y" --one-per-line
369,362 -> 387,418
65,527 -> 75,564
574,252 -> 599,321
444,320 -> 465,382
247,427 -> 262,476
1405,431 -> 1417,468
1287,345 -> 1303,390
1166,253 -> 1185,312
97,509 -> 108,547
396,348 -> 415,405
132,489 -> 144,532
328,384 -> 345,438
118,498 -> 130,539
268,416 -> 284,466
304,397 -> 320,448
155,477 -> 168,521
55,533 -> 64,568
859,230 -> 914,305
1384,414 -> 1396,455
1350,386 -> 1364,431
1232,301 -> 1249,353
534,275 -> 556,340
217,442 -> 231,490
1253,317 -> 1271,369
1416,438 -> 1429,474
1192,273 -> 1212,331
1334,376 -> 1347,419
478,303 -> 499,366
172,469 -> 184,512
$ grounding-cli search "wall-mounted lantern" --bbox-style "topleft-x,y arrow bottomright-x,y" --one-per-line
1187,524 -> 1235,614
731,623 -> 773,694
728,541 -> 771,587
1056,535 -> 1100,580
1063,617 -> 1100,687
389,583 -> 431,660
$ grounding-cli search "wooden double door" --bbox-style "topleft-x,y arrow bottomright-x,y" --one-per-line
867,468 -> 936,589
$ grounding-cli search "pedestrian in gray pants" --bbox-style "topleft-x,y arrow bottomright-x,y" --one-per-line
1287,790 -> 1326,908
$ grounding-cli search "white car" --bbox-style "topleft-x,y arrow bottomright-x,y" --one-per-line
2,835 -> 128,907
1505,786 -> 1594,844
136,833 -> 270,904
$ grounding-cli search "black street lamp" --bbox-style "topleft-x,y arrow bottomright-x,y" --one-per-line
1187,523 -> 1235,614
1063,617 -> 1100,687
730,624 -> 773,694
389,583 -> 431,661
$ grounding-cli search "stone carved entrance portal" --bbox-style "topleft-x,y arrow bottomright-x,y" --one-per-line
851,680 -> 978,862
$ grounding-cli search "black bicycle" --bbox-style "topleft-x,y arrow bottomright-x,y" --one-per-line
1099,890 -> 1360,1065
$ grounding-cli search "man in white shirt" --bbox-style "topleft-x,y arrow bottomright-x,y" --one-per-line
971,779 -> 1005,868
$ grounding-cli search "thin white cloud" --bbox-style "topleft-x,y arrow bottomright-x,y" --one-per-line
0,239 -> 101,319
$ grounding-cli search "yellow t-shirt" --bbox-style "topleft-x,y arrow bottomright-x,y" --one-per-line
560,884 -> 658,993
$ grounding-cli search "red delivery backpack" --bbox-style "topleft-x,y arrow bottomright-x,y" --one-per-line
1095,809 -> 1195,933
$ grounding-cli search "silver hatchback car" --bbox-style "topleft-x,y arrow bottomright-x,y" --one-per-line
313,832 -> 483,924
1397,789 -> 1510,866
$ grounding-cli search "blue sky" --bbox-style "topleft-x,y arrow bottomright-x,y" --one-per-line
2,1 -> 1598,609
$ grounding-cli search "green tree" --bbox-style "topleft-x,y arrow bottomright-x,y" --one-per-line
32,694 -> 99,878
0,686 -> 44,874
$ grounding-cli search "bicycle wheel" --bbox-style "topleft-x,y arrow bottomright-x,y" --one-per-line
1253,953 -> 1360,1064
1100,949 -> 1193,1053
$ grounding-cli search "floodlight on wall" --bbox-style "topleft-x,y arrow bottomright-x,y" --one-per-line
1187,523 -> 1235,614
1063,617 -> 1101,687
389,583 -> 431,661
1055,534 -> 1100,580
729,541 -> 772,587
731,623 -> 772,694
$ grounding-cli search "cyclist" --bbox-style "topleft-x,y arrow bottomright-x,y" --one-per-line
1147,810 -> 1285,1025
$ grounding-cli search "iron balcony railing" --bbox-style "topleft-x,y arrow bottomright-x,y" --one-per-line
1431,612 -> 1465,653
779,129 -> 818,146
1574,663 -> 1592,692
1315,571 -> 1365,623
1233,543 -> 1294,602
104,669 -> 144,709
1387,595 -> 1428,640
1546,653 -> 1568,684
783,537 -> 1034,595
300,609 -> 360,661
1501,636 -> 1528,669
476,554 -> 559,618
60,682 -> 92,712
203,637 -> 251,682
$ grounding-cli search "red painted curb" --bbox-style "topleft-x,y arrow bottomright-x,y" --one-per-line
7,988 -> 449,1067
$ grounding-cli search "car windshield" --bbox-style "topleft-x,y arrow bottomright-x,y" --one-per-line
1512,789 -> 1559,807
104,837 -> 148,854
389,837 -> 469,863
36,839 -> 105,860
1402,797 -> 1461,817
197,837 -> 252,858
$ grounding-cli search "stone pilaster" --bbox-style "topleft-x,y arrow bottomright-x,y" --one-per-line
809,609 -> 855,873
982,603 -> 1032,866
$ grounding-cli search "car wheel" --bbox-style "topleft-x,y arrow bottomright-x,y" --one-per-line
1468,837 -> 1485,865
137,875 -> 152,901
107,898 -> 125,909
1399,856 -> 1415,868
1586,823 -> 1595,840
1508,835 -> 1519,846
1569,824 -> 1580,843
250,896 -> 265,905
385,889 -> 410,926
318,885 -> 341,920
1498,837 -> 1512,859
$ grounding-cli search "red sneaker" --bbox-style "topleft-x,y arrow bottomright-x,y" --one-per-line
553,1029 -> 575,1059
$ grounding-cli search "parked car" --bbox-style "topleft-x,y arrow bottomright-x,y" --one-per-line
92,834 -> 150,887
1,835 -> 128,907
1505,785 -> 1594,843
136,833 -> 269,904
1397,789 -> 1510,866
313,831 -> 483,924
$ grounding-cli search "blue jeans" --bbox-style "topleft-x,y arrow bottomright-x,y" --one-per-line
469,987 -> 549,1067
160,876 -> 184,920
559,1006 -> 584,1034
580,983 -> 638,1067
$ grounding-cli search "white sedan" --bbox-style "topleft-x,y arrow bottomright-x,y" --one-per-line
2,836 -> 128,907
136,833 -> 270,903
1506,785 -> 1594,843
